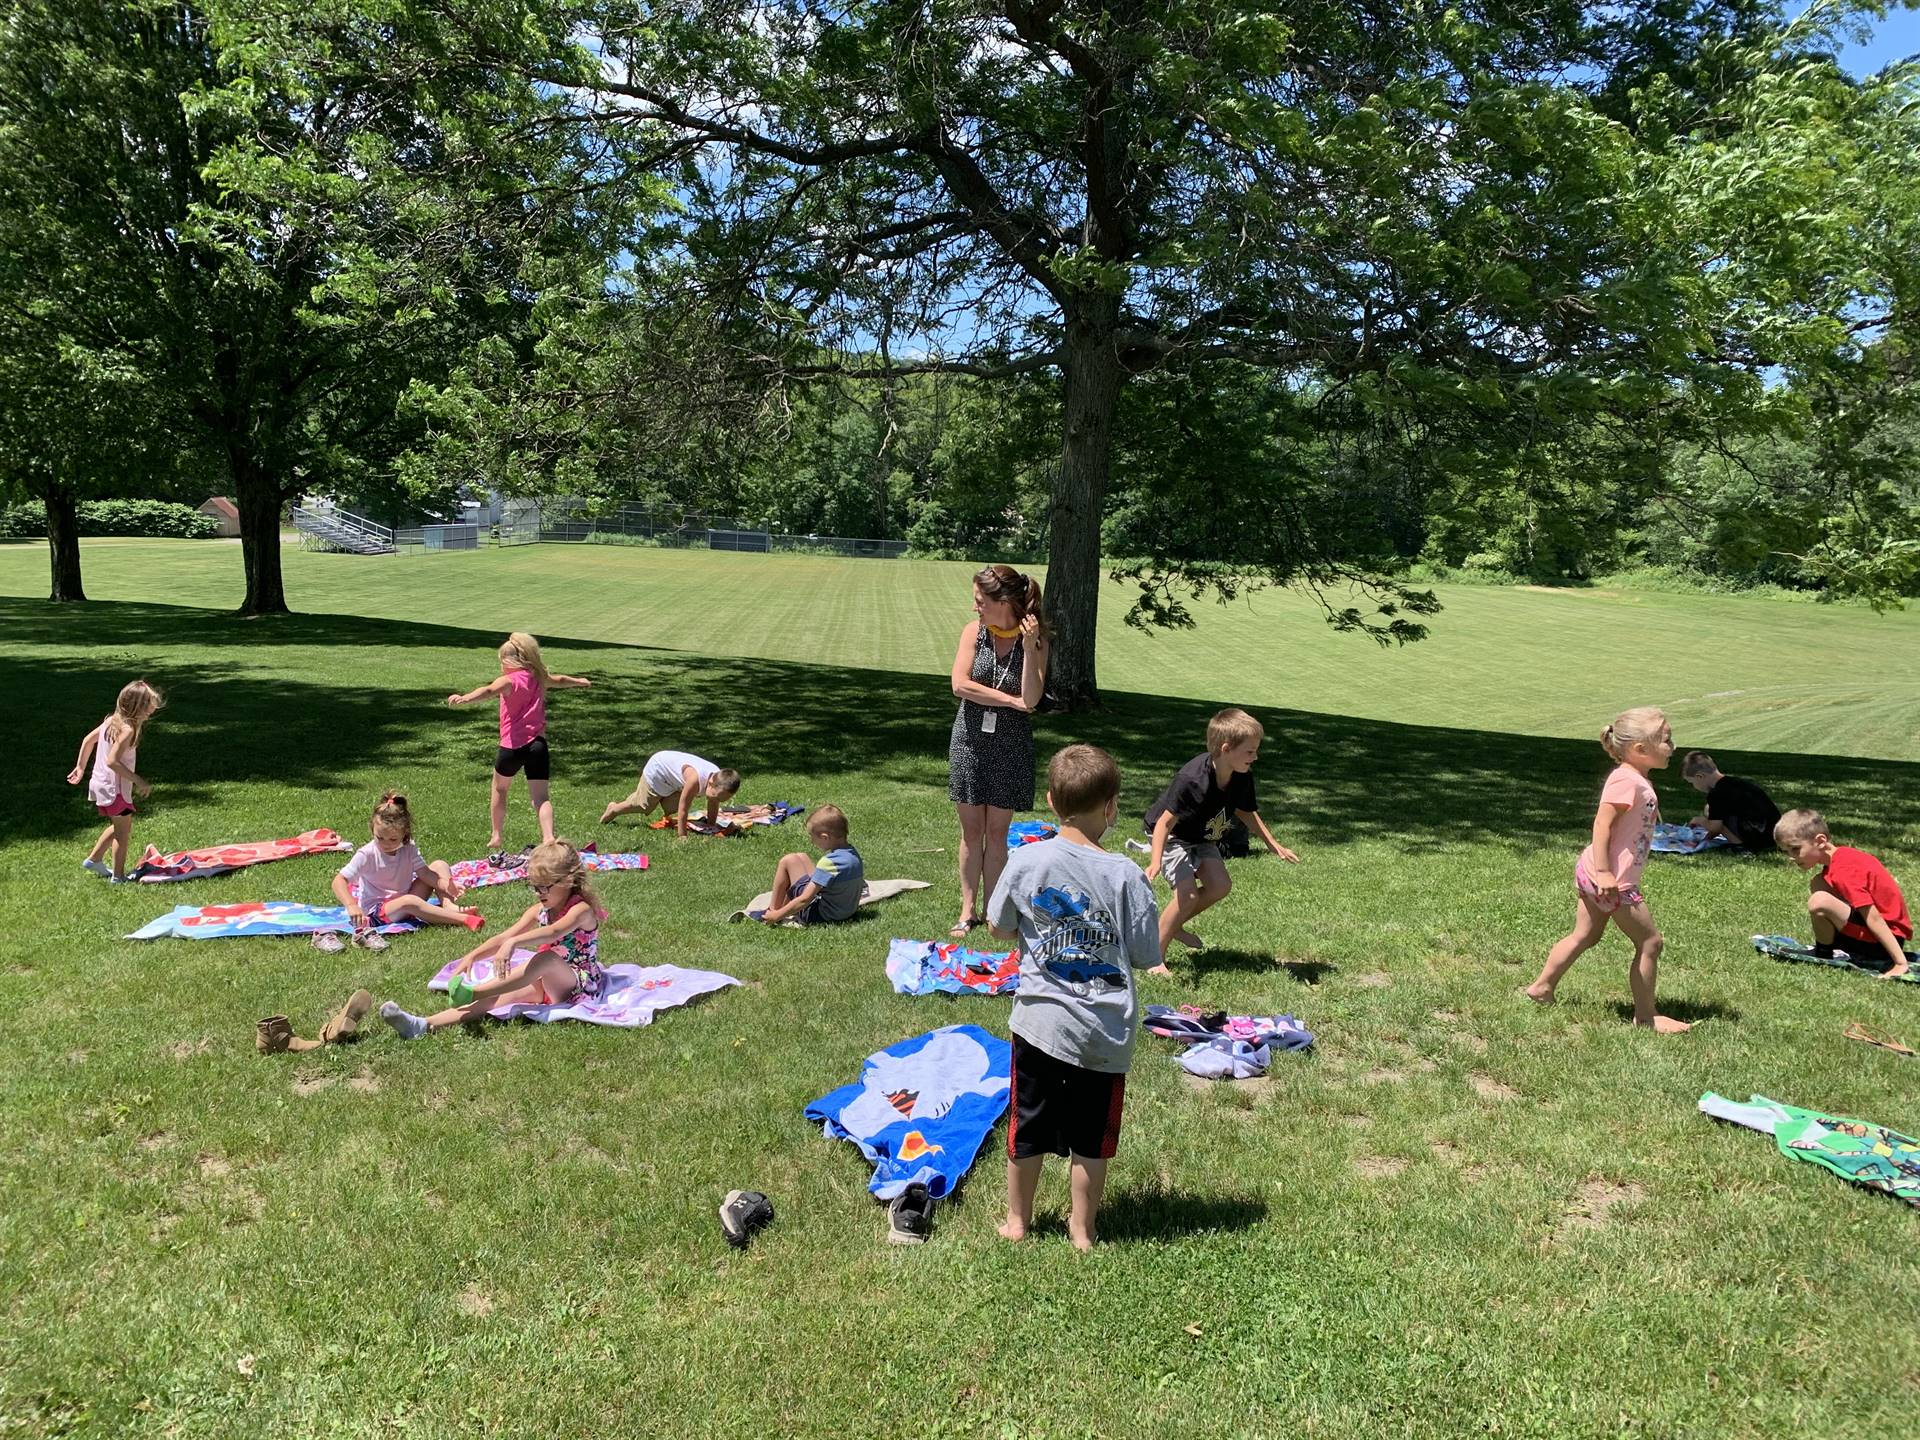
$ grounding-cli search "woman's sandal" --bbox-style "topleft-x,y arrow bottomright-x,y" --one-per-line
948,917 -> 979,940
1843,1020 -> 1915,1057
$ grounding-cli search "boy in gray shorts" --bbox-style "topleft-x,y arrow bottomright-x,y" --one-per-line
988,744 -> 1161,1250
1143,708 -> 1299,970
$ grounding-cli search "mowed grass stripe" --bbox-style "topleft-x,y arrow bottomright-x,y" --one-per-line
4,539 -> 1917,760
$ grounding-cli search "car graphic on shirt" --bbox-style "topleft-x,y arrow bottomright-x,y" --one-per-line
1030,886 -> 1126,992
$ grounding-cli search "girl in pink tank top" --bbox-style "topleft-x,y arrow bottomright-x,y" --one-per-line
1526,706 -> 1693,1034
447,633 -> 592,857
67,679 -> 164,882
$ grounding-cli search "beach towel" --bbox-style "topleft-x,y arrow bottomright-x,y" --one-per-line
129,828 -> 353,883
1008,820 -> 1057,848
1652,823 -> 1735,856
719,802 -> 804,827
1752,934 -> 1920,984
885,938 -> 1020,997
127,900 -> 419,942
729,877 -> 929,923
449,846 -> 648,892
804,1025 -> 1011,1199
1700,1093 -> 1920,1209
426,951 -> 738,1027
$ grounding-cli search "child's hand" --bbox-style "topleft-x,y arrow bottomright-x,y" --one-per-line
1143,858 -> 1162,883
1687,814 -> 1707,829
1589,870 -> 1619,900
445,692 -> 464,706
346,904 -> 367,929
66,767 -> 83,785
134,777 -> 152,798
1270,844 -> 1300,863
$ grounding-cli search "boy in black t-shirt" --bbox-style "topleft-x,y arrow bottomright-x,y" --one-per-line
1681,751 -> 1780,853
1142,708 -> 1299,970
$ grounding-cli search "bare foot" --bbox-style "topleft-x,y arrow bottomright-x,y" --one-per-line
1175,928 -> 1204,950
1647,1014 -> 1692,1034
1522,985 -> 1555,1005
1068,1227 -> 1096,1252
997,1219 -> 1028,1242
487,837 -> 505,853
598,804 -> 620,825
1145,963 -> 1172,977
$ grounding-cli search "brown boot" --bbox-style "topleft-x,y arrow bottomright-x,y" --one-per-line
256,1017 -> 321,1055
320,989 -> 374,1045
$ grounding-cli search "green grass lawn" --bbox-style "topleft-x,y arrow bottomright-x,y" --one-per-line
3,539 -> 1918,1438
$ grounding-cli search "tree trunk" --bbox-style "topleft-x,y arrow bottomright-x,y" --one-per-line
236,473 -> 290,615
43,482 -> 86,602
1043,295 -> 1125,710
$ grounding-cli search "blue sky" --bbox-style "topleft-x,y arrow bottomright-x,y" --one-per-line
1839,5 -> 1919,73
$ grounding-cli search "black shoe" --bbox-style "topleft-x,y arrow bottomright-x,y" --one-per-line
719,1189 -> 775,1249
886,1183 -> 934,1245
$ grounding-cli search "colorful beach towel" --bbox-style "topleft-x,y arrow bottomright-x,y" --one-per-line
1143,1004 -> 1314,1078
885,938 -> 1020,997
1752,934 -> 1919,983
1701,1093 -> 1920,1209
718,802 -> 804,827
127,900 -> 418,942
449,846 -> 648,891
130,828 -> 353,883
804,1025 -> 1011,1199
1652,823 -> 1735,856
729,877 -> 929,923
426,952 -> 738,1027
1008,820 -> 1057,848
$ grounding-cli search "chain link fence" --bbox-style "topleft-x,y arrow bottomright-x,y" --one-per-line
399,500 -> 909,559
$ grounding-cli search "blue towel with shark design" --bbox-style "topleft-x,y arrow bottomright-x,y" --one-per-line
804,1025 -> 1012,1199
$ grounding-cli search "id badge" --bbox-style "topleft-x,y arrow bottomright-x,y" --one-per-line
980,708 -> 998,735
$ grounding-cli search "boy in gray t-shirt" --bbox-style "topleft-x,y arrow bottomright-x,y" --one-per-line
987,744 -> 1160,1251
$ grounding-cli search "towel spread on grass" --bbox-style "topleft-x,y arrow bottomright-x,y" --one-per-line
449,846 -> 648,891
650,814 -> 750,837
804,1024 -> 1011,1199
1652,823 -> 1735,855
1007,820 -> 1057,848
885,938 -> 1020,996
426,951 -> 738,1027
1143,1004 -> 1315,1079
130,828 -> 354,883
1751,934 -> 1919,984
127,900 -> 419,942
1700,1093 -> 1920,1209
729,877 -> 929,922
718,802 -> 804,827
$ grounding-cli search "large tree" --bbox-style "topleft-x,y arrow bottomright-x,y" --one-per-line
490,0 -> 1907,706
0,0 -> 650,612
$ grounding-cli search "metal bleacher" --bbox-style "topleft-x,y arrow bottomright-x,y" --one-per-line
290,505 -> 394,555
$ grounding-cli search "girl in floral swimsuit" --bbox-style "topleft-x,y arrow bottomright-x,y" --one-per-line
379,839 -> 606,1039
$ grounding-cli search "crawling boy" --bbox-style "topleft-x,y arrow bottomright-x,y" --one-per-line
600,750 -> 741,838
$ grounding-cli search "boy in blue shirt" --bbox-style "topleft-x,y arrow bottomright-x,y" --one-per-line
757,805 -> 865,926
989,744 -> 1161,1250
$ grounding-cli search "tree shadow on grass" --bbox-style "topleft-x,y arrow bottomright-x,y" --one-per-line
9,597 -> 1918,865
1098,1187 -> 1269,1243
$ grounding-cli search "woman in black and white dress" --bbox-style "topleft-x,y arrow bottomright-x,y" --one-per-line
947,564 -> 1048,938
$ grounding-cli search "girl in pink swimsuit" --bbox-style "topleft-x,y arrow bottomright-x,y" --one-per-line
379,839 -> 607,1039
1526,706 -> 1692,1034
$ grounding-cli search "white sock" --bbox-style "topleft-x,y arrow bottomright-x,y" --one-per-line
379,1001 -> 427,1040
81,859 -> 111,877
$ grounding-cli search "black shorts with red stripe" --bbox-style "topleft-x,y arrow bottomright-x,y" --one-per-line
1007,1032 -> 1125,1160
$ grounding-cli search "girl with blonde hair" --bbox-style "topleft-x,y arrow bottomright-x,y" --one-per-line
379,839 -> 606,1037
1526,707 -> 1692,1033
68,679 -> 165,881
447,632 -> 591,860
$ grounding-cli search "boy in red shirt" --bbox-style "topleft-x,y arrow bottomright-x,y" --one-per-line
1775,808 -> 1912,979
